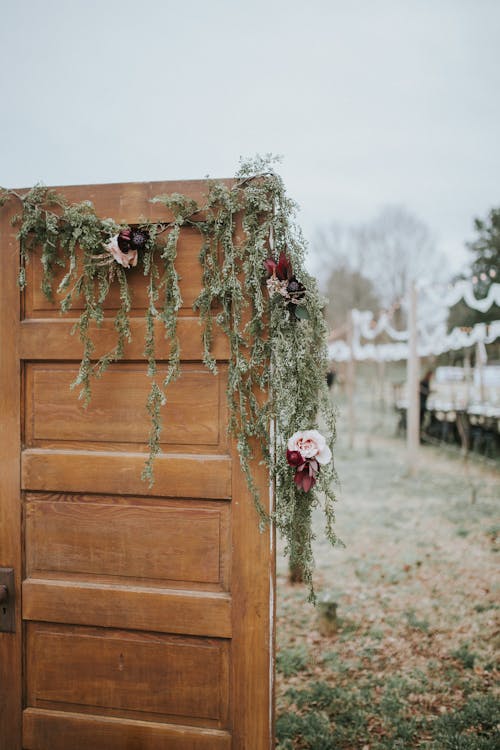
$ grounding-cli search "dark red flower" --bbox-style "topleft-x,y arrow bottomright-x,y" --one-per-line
294,468 -> 316,492
289,450 -> 320,492
117,228 -> 132,252
276,251 -> 293,281
264,258 -> 278,276
118,227 -> 149,254
308,458 -> 319,474
286,449 -> 303,467
264,251 -> 293,281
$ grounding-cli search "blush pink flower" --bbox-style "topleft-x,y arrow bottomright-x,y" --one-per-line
287,430 -> 332,465
103,234 -> 138,269
286,430 -> 331,493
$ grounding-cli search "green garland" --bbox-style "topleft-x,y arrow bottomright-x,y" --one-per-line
0,156 -> 338,600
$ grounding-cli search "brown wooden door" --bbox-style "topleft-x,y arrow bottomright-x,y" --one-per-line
0,181 -> 274,750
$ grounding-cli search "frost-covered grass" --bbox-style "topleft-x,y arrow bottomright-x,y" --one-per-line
276,379 -> 499,749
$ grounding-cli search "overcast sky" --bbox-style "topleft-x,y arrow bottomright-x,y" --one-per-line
1,0 -> 499,277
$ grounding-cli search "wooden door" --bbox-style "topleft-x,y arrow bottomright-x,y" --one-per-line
0,181 -> 275,750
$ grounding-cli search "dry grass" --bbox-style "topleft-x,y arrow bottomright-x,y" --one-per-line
275,383 -> 499,749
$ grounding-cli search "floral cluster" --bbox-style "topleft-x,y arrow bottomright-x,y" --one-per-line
286,430 -> 332,492
264,251 -> 307,316
104,227 -> 149,268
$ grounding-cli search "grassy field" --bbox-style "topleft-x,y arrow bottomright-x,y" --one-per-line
275,380 -> 499,749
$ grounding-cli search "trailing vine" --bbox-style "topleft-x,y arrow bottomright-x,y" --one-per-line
0,156 -> 338,600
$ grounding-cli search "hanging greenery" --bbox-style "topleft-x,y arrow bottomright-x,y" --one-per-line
0,155 -> 338,600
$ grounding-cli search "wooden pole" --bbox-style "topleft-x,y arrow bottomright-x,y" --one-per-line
347,310 -> 355,449
377,358 -> 386,409
475,340 -> 486,404
407,282 -> 420,474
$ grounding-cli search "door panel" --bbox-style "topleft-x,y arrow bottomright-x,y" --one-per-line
27,625 -> 230,724
0,180 -> 274,749
22,580 -> 231,637
25,495 -> 230,587
25,363 -> 226,449
23,709 -> 232,750
21,449 -> 232,498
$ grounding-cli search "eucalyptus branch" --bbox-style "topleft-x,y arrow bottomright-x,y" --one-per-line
0,157 -> 338,601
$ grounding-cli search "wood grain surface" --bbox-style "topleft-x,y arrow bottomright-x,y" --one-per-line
23,709 -> 232,750
27,624 -> 230,723
22,449 -> 232,498
0,178 -> 274,750
26,363 -> 223,447
25,496 -> 229,585
0,170 -> 23,750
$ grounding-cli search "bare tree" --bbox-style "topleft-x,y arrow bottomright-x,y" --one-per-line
324,262 -> 381,330
362,205 -> 443,306
313,223 -> 381,329
313,206 -> 447,329
313,223 -> 371,289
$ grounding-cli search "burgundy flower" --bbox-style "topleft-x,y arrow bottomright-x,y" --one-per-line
118,227 -> 149,254
117,228 -> 132,253
294,468 -> 316,493
308,458 -> 319,474
287,434 -> 323,493
286,449 -> 304,467
276,251 -> 293,281
264,251 -> 293,281
264,258 -> 278,276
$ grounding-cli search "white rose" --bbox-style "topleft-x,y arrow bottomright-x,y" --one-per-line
287,429 -> 332,465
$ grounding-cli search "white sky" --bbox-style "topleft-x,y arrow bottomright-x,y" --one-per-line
1,0 -> 499,277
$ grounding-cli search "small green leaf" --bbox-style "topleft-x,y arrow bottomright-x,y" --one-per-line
294,305 -> 310,320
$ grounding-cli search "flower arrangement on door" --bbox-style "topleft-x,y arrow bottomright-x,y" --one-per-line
0,156 -> 337,599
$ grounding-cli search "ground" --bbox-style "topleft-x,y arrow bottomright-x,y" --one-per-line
275,381 -> 499,749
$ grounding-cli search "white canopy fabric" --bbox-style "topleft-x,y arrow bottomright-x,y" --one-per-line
329,321 -> 500,362
434,280 -> 500,313
329,279 -> 500,362
352,309 -> 409,341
